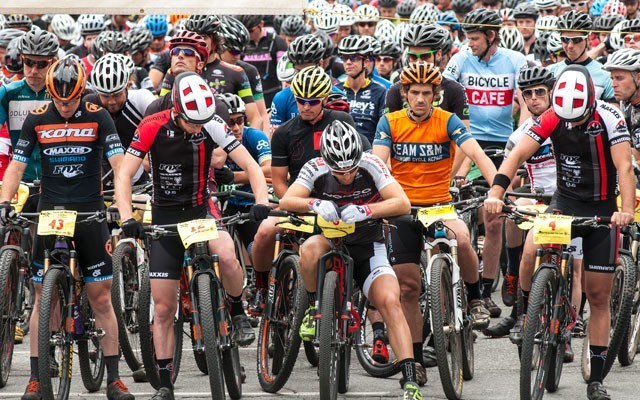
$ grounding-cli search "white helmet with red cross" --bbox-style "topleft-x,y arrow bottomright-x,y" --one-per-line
551,65 -> 595,122
172,72 -> 216,125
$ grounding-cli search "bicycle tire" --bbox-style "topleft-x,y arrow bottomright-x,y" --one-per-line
191,321 -> 209,374
18,278 -> 34,334
222,343 -> 243,399
460,282 -> 474,381
256,255 -> 307,392
0,249 -> 19,387
520,266 -> 556,400
606,255 -> 637,372
38,267 -> 72,400
78,292 -> 105,392
429,257 -> 464,400
621,272 -> 640,365
319,270 -> 340,400
138,264 -> 183,390
196,274 -> 226,399
111,241 -> 143,372
545,334 -> 564,392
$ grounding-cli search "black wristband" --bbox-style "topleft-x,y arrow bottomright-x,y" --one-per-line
492,173 -> 511,190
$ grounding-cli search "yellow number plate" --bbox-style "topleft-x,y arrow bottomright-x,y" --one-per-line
0,183 -> 30,212
142,199 -> 152,224
514,204 -> 548,230
416,204 -> 457,228
317,216 -> 355,238
177,219 -> 219,248
533,214 -> 573,245
37,210 -> 77,237
278,216 -> 315,233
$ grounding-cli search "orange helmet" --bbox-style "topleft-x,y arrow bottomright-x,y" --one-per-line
400,62 -> 442,87
45,57 -> 87,101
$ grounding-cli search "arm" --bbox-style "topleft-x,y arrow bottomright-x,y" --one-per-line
245,102 -> 263,129
227,145 -> 269,205
212,147 -> 227,169
114,154 -> 144,222
368,181 -> 411,218
372,145 -> 391,163
611,141 -> 635,226
256,99 -> 271,137
279,183 -> 313,212
271,166 -> 289,199
486,134 -> 540,201
0,161 -> 27,202
233,159 -> 271,184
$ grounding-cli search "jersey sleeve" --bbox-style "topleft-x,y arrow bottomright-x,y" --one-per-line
512,53 -> 528,89
270,125 -> 289,167
0,85 -> 9,126
443,52 -> 463,82
205,116 -> 241,153
293,158 -> 322,191
448,80 -> 470,121
94,107 -> 124,159
526,108 -> 559,144
246,128 -> 272,165
237,70 -> 255,104
447,114 -> 473,146
600,102 -> 632,146
128,113 -> 164,158
269,90 -> 286,128
12,113 -> 37,163
360,153 -> 396,191
373,115 -> 392,148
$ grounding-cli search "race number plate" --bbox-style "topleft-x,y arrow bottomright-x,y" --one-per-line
514,204 -> 548,230
37,210 -> 78,237
317,216 -> 355,238
177,219 -> 219,248
533,214 -> 572,245
278,216 -> 315,233
416,204 -> 457,228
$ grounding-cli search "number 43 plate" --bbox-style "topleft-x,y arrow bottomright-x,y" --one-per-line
38,210 -> 78,237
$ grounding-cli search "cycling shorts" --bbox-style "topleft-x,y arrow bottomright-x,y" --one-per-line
32,201 -> 112,284
347,240 -> 396,299
476,140 -> 507,171
223,203 -> 259,253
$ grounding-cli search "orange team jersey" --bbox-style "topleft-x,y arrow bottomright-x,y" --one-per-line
373,107 -> 472,205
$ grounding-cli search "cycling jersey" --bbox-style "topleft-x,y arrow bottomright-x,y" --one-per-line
336,67 -> 392,89
200,59 -> 254,104
226,127 -> 272,207
443,47 -> 527,142
242,29 -> 288,107
527,100 -> 631,202
13,100 -> 124,204
271,110 -> 370,184
0,79 -> 53,181
237,59 -> 264,102
505,117 -> 556,194
385,77 -> 470,121
80,55 -> 95,76
128,109 -> 240,209
546,58 -> 615,101
150,50 -> 171,76
336,78 -> 387,143
620,101 -> 640,151
294,152 -> 395,245
374,107 -> 472,205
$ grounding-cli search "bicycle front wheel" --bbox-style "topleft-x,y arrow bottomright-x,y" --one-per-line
0,249 -> 19,387
78,293 -> 105,392
38,267 -> 72,400
621,269 -> 640,365
319,270 -> 340,400
606,255 -> 637,373
429,258 -> 463,400
196,274 -> 226,399
520,266 -> 557,400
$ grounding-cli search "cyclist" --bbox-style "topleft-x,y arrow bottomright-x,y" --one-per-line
146,15 -> 170,55
115,71 -> 271,400
514,2 -> 538,55
67,14 -> 106,59
444,8 -> 529,317
587,14 -> 624,64
484,64 -> 635,400
378,0 -> 399,20
374,41 -> 401,81
626,0 -> 640,19
127,25 -> 154,71
0,57 -> 133,400
336,35 -> 387,143
373,63 -> 495,384
353,5 -> 380,37
280,120 -> 422,400
49,14 -> 78,52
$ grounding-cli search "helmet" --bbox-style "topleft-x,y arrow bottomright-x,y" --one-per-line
397,0 -> 417,18
593,14 -> 625,32
400,62 -> 442,86
169,30 -> 209,61
518,65 -> 555,88
78,14 -> 105,36
272,15 -> 286,35
513,3 -> 539,20
499,27 -> 525,53
609,20 -> 626,51
324,93 -> 350,112
127,26 -> 153,54
5,15 -> 32,31
288,34 -> 325,65
185,15 -> 222,35
355,4 -> 380,23
403,23 -> 448,50
546,31 -> 563,53
218,93 -> 246,114
557,11 -> 592,32
45,57 -> 87,101
535,15 -> 558,35
362,35 -> 381,57
499,8 -> 516,24
4,37 -> 23,74
603,48 -> 640,71
315,12 -> 340,35
462,8 -> 502,33
0,29 -> 25,49
590,0 -> 608,17
290,65 -> 332,98
90,53 -> 130,95
237,15 -> 263,31
281,16 -> 306,36
502,0 -> 520,8
51,15 -> 78,41
603,0 -> 627,16
276,52 -> 296,82
374,19 -> 396,44
533,33 -> 551,62
320,120 -> 363,171
409,4 -> 441,25
621,18 -> 640,34
115,53 -> 136,76
146,15 -> 169,37
394,22 -> 410,47
172,72 -> 216,124
437,12 -> 460,32
452,0 -> 475,14
0,15 -> 5,30
220,17 -> 250,52
336,5 -> 356,27
98,31 -> 129,54
314,30 -> 335,59
551,65 -> 595,122
533,0 -> 560,10
338,34 -> 372,56
378,0 -> 398,7
20,30 -> 59,57
378,41 -> 402,58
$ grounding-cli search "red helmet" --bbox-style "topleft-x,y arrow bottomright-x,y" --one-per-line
169,30 -> 209,61
552,65 -> 595,122
172,72 -> 216,124
324,93 -> 350,113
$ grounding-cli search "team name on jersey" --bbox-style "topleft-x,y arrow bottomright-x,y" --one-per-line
392,142 -> 450,163
461,73 -> 515,107
37,123 -> 98,143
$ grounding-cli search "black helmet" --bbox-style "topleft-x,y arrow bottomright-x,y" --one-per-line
397,0 -> 417,18
513,3 -> 539,20
220,16 -> 250,52
4,37 -> 23,74
533,32 -> 551,62
288,34 -> 325,65
557,11 -> 592,32
20,30 -> 59,57
185,15 -> 222,35
378,41 -> 401,58
403,23 -> 448,49
237,15 -> 263,31
281,16 -> 306,36
314,30 -> 335,60
462,8 -> 502,33
272,15 -> 287,35
452,0 -> 476,14
518,66 -> 555,89
127,26 -> 152,54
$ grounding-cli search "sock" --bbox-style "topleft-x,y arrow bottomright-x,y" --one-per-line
229,294 -> 245,317
588,345 -> 608,384
522,290 -> 529,314
105,355 -> 119,384
372,322 -> 385,341
255,271 -> 269,290
482,278 -> 494,298
157,358 -> 174,389
307,291 -> 316,307
30,357 -> 38,381
400,358 -> 416,385
413,343 -> 424,366
579,293 -> 587,318
506,245 -> 523,276
510,305 -> 518,319
466,280 -> 482,301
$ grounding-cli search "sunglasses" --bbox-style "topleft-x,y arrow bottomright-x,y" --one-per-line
342,54 -> 365,62
522,87 -> 549,99
624,33 -> 640,43
228,115 -> 245,126
357,22 -> 376,28
22,57 -> 52,69
540,8 -> 556,15
330,164 -> 359,176
227,48 -> 243,56
570,1 -> 588,6
375,56 -> 395,62
560,35 -> 588,44
170,47 -> 200,59
295,97 -> 323,107
407,49 -> 437,62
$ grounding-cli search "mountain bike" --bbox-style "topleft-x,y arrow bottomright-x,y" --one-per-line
619,223 -> 640,365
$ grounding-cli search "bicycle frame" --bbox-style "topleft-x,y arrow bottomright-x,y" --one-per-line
262,231 -> 300,320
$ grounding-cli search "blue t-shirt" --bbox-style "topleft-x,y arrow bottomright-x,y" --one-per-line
546,58 -> 615,101
336,78 -> 387,144
225,127 -> 272,207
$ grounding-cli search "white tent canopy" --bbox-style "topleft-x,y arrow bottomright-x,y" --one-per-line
0,1 -> 307,15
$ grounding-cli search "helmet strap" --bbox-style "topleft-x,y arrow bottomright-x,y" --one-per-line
477,31 -> 496,64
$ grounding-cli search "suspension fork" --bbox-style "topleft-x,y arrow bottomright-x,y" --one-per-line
263,232 -> 283,319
